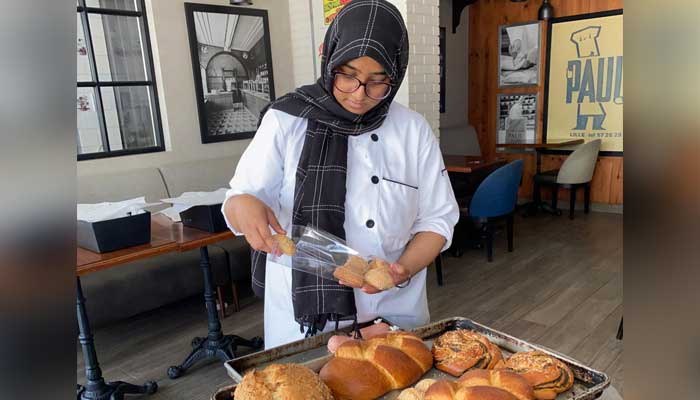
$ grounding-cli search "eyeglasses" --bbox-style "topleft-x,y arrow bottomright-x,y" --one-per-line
332,71 -> 393,100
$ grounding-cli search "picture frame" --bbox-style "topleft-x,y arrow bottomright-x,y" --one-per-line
497,93 -> 538,145
543,10 -> 623,156
184,3 -> 275,143
498,21 -> 541,87
439,26 -> 446,113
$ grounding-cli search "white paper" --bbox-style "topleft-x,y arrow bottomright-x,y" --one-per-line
157,188 -> 229,222
156,204 -> 191,222
160,188 -> 228,210
77,197 -> 161,223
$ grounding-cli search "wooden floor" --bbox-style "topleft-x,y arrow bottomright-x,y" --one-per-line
77,211 -> 623,399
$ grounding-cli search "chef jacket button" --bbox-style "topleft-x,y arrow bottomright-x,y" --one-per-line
366,219 -> 375,228
371,134 -> 378,142
371,176 -> 379,184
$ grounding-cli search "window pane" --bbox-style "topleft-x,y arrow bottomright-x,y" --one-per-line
77,87 -> 106,154
89,14 -> 148,81
85,0 -> 139,11
100,86 -> 157,150
77,14 -> 93,82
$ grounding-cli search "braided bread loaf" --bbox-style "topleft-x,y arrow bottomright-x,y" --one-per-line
432,330 -> 504,376
319,331 -> 433,400
397,369 -> 535,400
495,351 -> 574,399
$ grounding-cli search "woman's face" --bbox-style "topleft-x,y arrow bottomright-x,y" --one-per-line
332,56 -> 391,115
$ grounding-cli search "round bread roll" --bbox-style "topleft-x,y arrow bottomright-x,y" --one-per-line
432,330 -> 503,376
333,255 -> 369,287
272,234 -> 296,256
364,258 -> 394,290
497,351 -> 574,400
234,363 -> 333,400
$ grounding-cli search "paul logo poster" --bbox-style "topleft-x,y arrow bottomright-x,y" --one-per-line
544,10 -> 623,154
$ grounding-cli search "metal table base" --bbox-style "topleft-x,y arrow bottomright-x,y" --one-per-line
168,246 -> 263,379
77,277 -> 157,400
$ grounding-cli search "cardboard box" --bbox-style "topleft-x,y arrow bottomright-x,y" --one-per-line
180,204 -> 228,233
77,212 -> 151,253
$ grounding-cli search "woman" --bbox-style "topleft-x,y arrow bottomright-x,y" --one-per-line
222,0 -> 458,349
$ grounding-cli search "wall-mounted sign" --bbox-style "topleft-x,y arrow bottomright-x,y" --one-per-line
544,10 -> 623,155
324,0 -> 352,25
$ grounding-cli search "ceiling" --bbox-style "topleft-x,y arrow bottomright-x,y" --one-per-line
194,12 -> 264,53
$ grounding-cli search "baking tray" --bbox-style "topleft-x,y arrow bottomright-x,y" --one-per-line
409,318 -> 610,400
223,318 -> 396,383
216,317 -> 610,400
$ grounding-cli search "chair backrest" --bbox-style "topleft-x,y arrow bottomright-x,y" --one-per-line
158,156 -> 240,197
557,139 -> 601,184
78,167 -> 169,204
469,160 -> 524,218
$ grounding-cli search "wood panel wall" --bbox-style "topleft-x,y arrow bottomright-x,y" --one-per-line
467,0 -> 623,204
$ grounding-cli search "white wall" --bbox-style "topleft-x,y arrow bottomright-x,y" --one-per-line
78,0 -> 445,176
77,0 -> 295,176
438,0 -> 480,155
406,0 -> 440,136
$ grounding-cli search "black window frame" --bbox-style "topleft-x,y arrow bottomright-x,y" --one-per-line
77,0 -> 165,161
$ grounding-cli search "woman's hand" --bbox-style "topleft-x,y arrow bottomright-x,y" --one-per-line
338,262 -> 411,294
223,194 -> 285,253
362,263 -> 411,293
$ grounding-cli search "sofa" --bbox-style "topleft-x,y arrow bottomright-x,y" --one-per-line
78,156 -> 252,327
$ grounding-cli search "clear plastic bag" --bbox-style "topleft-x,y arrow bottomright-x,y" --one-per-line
269,224 -> 390,287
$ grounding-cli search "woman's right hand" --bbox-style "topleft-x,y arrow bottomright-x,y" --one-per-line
223,194 -> 286,253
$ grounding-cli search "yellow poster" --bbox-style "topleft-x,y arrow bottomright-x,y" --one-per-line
324,0 -> 352,26
545,11 -> 623,153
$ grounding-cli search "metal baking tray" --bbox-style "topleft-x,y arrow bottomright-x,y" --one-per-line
215,317 -> 610,400
223,318 -> 396,383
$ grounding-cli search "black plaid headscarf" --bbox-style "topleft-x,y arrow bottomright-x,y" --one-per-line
250,0 -> 409,335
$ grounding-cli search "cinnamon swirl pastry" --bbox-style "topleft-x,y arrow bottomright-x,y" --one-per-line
432,330 -> 503,376
497,351 -> 574,400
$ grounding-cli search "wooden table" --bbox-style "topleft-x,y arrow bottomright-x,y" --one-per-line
155,215 -> 263,380
76,225 -> 177,399
443,155 -> 507,174
497,139 -> 585,215
76,216 -> 262,399
496,139 -> 584,173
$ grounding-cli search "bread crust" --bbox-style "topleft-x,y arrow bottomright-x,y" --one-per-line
234,363 -> 333,400
496,351 -> 574,399
399,369 -> 535,400
320,331 -> 433,399
272,234 -> 296,256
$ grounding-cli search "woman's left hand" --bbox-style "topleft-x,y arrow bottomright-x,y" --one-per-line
361,262 -> 411,294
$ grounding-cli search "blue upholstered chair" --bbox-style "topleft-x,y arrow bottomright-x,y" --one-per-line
434,160 -> 524,285
469,159 -> 524,262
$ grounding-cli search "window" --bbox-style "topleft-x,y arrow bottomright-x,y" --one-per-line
77,0 -> 164,160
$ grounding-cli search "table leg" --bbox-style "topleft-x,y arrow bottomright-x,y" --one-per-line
168,246 -> 263,379
77,277 -> 157,400
523,148 -> 560,216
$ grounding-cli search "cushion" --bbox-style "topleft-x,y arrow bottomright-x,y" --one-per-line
159,156 -> 240,197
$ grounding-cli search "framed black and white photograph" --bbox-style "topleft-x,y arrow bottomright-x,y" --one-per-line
498,22 -> 540,87
185,3 -> 275,143
497,93 -> 538,144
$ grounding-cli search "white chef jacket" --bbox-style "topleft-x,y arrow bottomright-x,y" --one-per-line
222,102 -> 459,349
